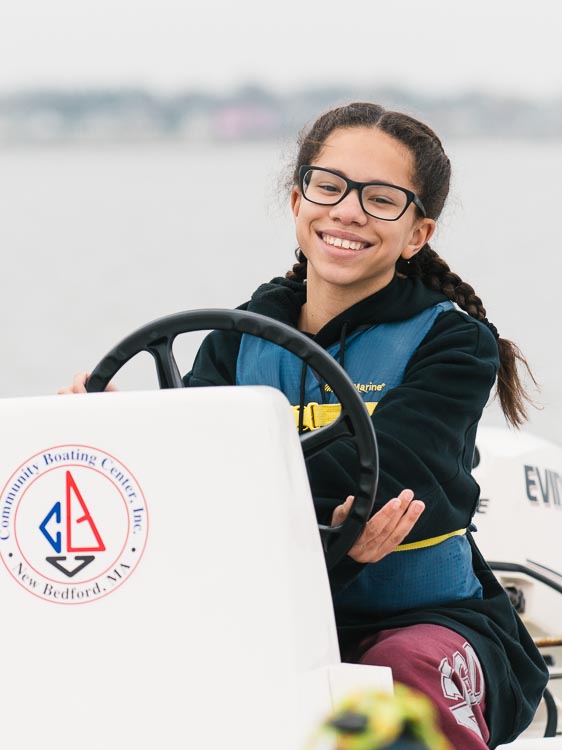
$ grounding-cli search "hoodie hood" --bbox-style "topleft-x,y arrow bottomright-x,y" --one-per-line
245,274 -> 448,347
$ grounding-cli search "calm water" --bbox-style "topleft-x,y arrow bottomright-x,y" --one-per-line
1,138 -> 561,443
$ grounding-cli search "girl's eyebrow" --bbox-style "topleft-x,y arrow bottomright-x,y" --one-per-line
321,166 -> 400,188
321,165 -> 356,179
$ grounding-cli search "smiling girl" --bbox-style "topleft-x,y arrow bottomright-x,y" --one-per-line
186,102 -> 547,749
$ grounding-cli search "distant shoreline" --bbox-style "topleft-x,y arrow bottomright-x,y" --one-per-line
1,84 -> 561,143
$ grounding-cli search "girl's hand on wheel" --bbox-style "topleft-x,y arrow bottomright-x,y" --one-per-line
57,372 -> 117,394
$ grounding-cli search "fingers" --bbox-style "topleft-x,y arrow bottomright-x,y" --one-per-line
331,495 -> 354,527
368,489 -> 416,536
348,489 -> 425,564
57,372 -> 118,395
57,372 -> 90,395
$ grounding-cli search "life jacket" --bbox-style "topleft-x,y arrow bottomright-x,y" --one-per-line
237,301 -> 452,419
236,300 -> 483,614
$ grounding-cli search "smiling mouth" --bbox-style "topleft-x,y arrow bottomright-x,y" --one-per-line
321,233 -> 369,251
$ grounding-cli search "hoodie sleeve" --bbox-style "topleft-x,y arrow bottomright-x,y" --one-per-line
183,328 -> 242,387
372,311 -> 499,538
309,310 -> 499,588
182,301 -> 252,386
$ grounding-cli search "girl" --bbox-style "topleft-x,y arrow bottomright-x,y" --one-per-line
182,103 -> 547,749
62,102 -> 548,749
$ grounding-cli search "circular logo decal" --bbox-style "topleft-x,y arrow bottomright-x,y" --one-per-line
0,445 -> 148,604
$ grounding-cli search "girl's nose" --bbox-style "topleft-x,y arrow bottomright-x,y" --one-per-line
328,189 -> 368,225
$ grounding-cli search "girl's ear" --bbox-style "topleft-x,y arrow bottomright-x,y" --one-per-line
291,187 -> 301,218
401,218 -> 435,260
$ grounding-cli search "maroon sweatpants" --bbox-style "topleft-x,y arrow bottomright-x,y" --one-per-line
352,624 -> 490,749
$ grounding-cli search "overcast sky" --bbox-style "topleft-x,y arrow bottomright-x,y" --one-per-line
1,0 -> 561,99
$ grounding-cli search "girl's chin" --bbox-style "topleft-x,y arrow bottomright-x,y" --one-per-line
309,266 -> 370,289
308,259 -> 393,293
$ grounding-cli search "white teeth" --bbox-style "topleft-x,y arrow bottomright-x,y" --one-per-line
322,233 -> 366,251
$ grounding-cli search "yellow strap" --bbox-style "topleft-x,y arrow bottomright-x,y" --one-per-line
394,528 -> 466,552
292,401 -> 377,431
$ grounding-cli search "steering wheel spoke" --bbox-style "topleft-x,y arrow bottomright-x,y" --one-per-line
147,336 -> 183,389
86,308 -> 378,570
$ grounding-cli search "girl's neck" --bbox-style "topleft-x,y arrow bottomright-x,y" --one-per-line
298,298 -> 338,335
299,270 -> 392,334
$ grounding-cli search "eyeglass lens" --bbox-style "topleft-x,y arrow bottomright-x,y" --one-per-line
302,168 -> 409,220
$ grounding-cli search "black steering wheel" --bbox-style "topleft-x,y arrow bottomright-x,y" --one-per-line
86,309 -> 378,570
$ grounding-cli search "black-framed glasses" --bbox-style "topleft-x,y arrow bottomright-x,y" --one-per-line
299,165 -> 426,221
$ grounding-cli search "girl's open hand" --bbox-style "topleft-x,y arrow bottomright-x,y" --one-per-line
331,489 -> 425,564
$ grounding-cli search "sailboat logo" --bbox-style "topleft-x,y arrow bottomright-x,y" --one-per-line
40,470 -> 106,578
0,444 -> 149,605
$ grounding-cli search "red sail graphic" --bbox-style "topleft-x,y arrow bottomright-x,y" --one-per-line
65,470 -> 106,552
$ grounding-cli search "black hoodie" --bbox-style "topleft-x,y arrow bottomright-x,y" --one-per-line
186,275 -> 496,542
184,274 -> 548,747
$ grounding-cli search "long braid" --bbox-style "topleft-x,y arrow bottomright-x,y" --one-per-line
401,246 -> 486,318
286,248 -> 308,283
496,338 -> 538,428
285,102 -> 537,428
400,245 -> 537,427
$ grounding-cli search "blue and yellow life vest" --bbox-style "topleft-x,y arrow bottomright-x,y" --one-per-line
236,300 -> 482,613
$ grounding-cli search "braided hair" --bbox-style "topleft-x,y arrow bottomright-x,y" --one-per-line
286,102 -> 535,428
